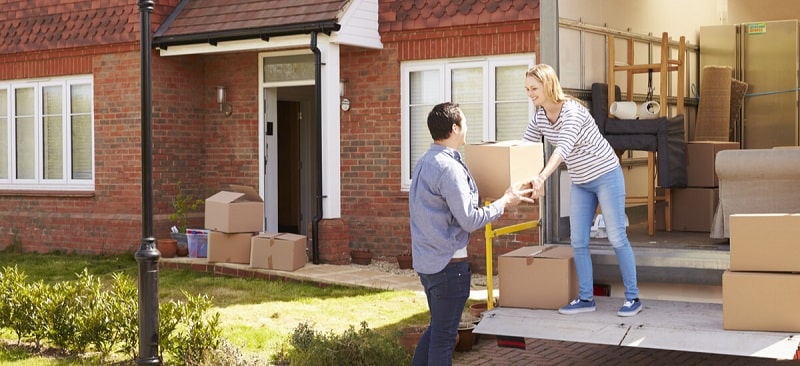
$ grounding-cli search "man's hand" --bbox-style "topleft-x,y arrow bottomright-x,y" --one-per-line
501,181 -> 536,208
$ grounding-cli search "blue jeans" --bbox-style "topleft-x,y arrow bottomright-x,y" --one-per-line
412,261 -> 470,366
569,167 -> 639,301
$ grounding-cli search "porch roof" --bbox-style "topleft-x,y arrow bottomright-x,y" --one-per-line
153,0 -> 348,49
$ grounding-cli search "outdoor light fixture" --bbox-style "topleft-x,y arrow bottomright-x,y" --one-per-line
339,80 -> 350,112
216,85 -> 233,117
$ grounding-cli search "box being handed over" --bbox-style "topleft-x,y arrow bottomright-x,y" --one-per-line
464,140 -> 544,200
498,245 -> 577,310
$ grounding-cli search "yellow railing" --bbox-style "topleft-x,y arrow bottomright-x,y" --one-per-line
483,204 -> 539,310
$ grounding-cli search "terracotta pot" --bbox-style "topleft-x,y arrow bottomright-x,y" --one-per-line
176,246 -> 189,257
397,254 -> 413,269
398,325 -> 426,355
158,239 -> 178,258
350,250 -> 373,265
455,323 -> 476,352
469,302 -> 493,319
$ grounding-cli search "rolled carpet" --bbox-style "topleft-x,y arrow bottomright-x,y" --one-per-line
695,66 -> 733,141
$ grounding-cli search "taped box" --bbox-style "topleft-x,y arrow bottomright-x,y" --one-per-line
498,245 -> 577,310
251,233 -> 308,271
207,231 -> 255,264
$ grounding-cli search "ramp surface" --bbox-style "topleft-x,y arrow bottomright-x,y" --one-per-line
474,297 -> 799,360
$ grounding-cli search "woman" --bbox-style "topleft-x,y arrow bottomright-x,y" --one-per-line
523,64 -> 642,317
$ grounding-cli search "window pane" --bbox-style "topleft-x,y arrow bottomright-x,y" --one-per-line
15,88 -> 35,179
495,65 -> 529,141
409,70 -> 441,177
71,114 -> 92,179
0,90 -> 6,179
43,86 -> 64,180
263,54 -> 315,83
410,70 -> 440,105
71,84 -> 92,180
452,68 -> 483,144
71,84 -> 91,114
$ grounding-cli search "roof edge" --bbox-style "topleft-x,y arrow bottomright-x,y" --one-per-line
153,21 -> 341,49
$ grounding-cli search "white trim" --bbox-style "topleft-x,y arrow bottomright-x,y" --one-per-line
257,44 -> 342,221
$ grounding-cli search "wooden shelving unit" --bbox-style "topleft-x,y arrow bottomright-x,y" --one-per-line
607,32 -> 686,236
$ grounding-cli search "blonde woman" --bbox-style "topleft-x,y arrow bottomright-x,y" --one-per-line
523,64 -> 641,317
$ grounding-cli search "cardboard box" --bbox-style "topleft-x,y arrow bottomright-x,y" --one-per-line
722,270 -> 800,332
205,185 -> 264,233
251,233 -> 307,271
464,140 -> 544,200
498,245 -> 577,310
207,231 -> 255,264
670,187 -> 719,232
729,214 -> 800,272
685,141 -> 739,187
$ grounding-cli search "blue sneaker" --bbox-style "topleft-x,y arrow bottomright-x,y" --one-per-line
558,298 -> 596,314
617,298 -> 642,317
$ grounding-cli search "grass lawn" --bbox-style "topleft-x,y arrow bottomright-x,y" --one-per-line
0,252 -> 432,364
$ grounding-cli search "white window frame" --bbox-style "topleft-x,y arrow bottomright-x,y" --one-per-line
400,54 -> 535,191
0,75 -> 94,191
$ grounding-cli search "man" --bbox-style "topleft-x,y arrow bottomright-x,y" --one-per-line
409,102 -> 533,365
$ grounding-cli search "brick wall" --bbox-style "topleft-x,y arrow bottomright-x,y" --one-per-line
340,20 -> 541,272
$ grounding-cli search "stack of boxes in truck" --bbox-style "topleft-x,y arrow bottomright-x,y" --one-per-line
723,214 -> 800,331
203,185 -> 308,271
660,141 -> 739,232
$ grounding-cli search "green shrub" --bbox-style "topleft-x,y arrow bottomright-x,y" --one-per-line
272,321 -> 411,366
0,266 -> 226,365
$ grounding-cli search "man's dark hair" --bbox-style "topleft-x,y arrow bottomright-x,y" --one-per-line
427,102 -> 462,141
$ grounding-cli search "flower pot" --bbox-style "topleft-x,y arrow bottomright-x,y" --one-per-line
455,323 -> 476,352
176,246 -> 189,257
350,250 -> 373,265
469,301 -> 493,319
158,239 -> 178,258
397,254 -> 413,269
397,325 -> 426,355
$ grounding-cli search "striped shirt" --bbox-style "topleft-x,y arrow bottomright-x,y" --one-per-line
522,99 -> 619,184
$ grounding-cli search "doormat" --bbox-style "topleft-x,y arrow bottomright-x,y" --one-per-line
496,335 -> 526,349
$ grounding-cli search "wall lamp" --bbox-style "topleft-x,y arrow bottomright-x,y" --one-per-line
216,85 -> 233,117
340,80 -> 350,112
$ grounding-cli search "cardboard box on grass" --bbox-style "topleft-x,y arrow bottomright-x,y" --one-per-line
498,245 -> 577,310
722,270 -> 800,332
464,140 -> 544,200
207,231 -> 255,264
729,214 -> 800,272
205,185 -> 264,233
251,232 -> 308,271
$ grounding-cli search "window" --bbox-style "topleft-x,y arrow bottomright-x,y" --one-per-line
0,76 -> 94,190
400,55 -> 534,190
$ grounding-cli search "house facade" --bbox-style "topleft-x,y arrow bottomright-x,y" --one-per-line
0,0 -> 541,271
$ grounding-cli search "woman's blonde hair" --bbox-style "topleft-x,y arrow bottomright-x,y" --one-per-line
526,64 -> 568,103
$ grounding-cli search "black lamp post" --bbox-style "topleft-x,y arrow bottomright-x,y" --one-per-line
135,0 -> 160,365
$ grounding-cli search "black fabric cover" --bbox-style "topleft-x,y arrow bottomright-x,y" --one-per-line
590,83 -> 688,188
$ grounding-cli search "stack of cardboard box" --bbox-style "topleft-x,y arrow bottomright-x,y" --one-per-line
204,185 -> 264,264
723,214 -> 800,332
660,141 -> 739,232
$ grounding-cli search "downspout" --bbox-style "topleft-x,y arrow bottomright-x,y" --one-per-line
310,31 -> 323,264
